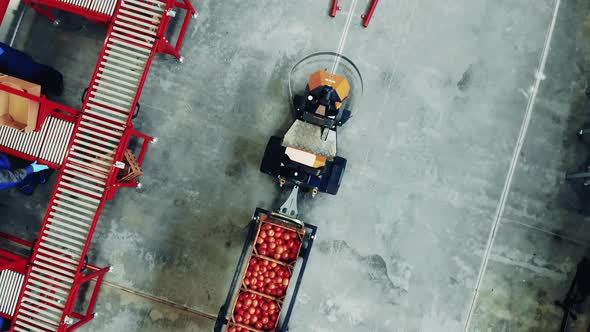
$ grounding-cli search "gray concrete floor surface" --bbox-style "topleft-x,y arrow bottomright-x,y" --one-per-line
2,0 -> 590,331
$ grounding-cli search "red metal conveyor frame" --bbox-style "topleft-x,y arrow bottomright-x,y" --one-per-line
0,232 -> 109,330
0,0 -> 197,331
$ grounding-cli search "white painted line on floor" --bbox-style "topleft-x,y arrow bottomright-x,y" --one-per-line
331,0 -> 358,74
509,219 -> 590,247
462,0 -> 561,330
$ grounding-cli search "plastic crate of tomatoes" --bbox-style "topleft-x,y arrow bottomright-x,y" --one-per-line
228,291 -> 281,331
254,222 -> 302,264
244,257 -> 292,298
216,209 -> 317,332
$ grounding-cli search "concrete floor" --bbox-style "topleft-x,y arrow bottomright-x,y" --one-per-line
2,0 -> 590,331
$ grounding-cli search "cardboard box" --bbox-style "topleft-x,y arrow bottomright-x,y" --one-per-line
0,74 -> 40,132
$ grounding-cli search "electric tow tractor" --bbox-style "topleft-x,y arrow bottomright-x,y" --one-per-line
260,70 -> 352,196
216,53 -> 361,332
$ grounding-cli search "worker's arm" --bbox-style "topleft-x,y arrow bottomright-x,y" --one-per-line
0,161 -> 49,189
0,166 -> 32,188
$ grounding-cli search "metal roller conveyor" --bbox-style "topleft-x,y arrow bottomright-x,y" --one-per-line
0,270 -> 23,316
51,0 -> 118,16
8,0 -> 181,330
0,116 -> 74,166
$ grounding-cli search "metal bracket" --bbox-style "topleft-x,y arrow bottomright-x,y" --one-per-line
63,316 -> 74,325
279,185 -> 299,218
321,128 -> 329,141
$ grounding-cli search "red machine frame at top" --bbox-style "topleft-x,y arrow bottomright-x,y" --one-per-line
23,0 -> 196,60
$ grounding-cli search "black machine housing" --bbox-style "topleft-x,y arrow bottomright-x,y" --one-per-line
293,84 -> 351,130
260,135 -> 346,195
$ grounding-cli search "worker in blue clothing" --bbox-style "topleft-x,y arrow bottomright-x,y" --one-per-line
0,153 -> 49,191
0,42 -> 63,96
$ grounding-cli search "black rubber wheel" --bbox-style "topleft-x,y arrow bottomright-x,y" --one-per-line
339,109 -> 352,126
325,156 -> 347,195
260,136 -> 283,174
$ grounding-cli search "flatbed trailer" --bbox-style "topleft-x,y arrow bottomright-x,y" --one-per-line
214,206 -> 317,332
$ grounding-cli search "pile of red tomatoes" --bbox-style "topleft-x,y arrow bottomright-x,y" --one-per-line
255,223 -> 301,263
231,292 -> 280,331
244,257 -> 291,297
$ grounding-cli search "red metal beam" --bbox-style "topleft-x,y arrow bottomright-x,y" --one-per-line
330,0 -> 340,17
25,0 -> 111,24
156,0 -> 196,60
0,0 -> 9,25
361,0 -> 379,27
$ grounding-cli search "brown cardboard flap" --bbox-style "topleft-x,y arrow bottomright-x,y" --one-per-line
0,74 -> 41,132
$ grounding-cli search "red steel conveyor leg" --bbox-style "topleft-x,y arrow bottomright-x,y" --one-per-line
24,1 -> 57,22
330,0 -> 340,17
0,1 -> 9,25
361,0 -> 378,27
